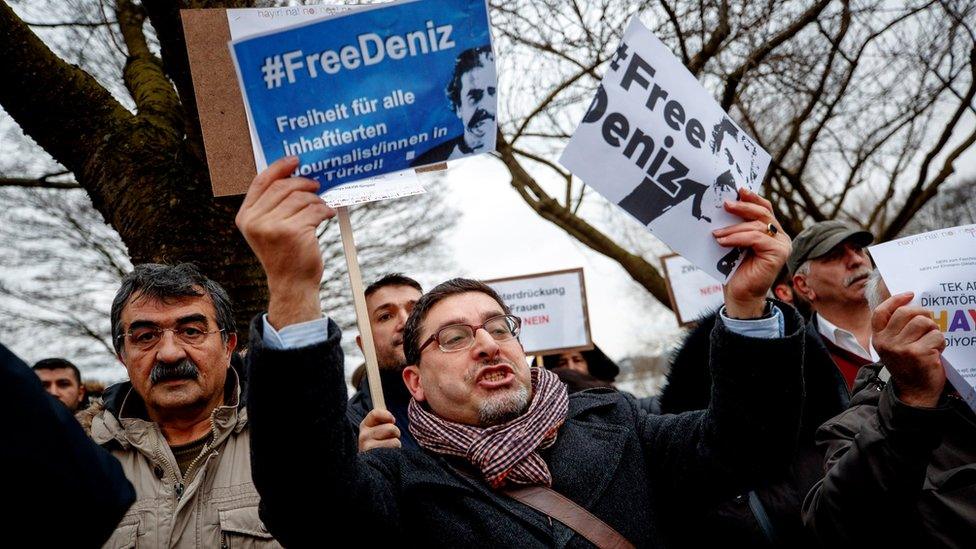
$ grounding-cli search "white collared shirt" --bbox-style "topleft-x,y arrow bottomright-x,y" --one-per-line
817,314 -> 879,362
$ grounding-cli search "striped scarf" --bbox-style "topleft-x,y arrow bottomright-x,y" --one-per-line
408,366 -> 569,489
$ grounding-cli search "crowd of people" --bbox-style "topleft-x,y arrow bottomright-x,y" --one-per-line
4,154 -> 972,548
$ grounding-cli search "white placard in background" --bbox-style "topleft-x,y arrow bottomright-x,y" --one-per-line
661,254 -> 724,326
484,268 -> 592,355
869,224 -> 976,412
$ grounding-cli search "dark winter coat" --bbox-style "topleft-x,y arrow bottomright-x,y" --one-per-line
245,305 -> 806,548
802,363 -> 976,548
657,310 -> 849,548
1,342 -> 134,546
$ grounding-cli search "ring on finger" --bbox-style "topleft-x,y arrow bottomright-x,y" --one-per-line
766,223 -> 778,237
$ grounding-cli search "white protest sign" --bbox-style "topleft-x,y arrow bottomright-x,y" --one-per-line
869,224 -> 976,412
226,5 -> 425,207
484,268 -> 592,355
560,17 -> 771,282
661,254 -> 724,326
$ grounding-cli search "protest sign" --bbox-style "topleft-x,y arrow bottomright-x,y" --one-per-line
869,224 -> 976,412
560,17 -> 771,282
661,254 -> 724,326
226,6 -> 426,207
182,8 -> 257,196
182,7 -> 428,201
229,0 -> 496,192
484,268 -> 592,355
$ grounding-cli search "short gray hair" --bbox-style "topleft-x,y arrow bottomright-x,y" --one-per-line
110,263 -> 236,354
794,260 -> 812,278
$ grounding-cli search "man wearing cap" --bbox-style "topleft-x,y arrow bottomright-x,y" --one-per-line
789,220 -> 877,390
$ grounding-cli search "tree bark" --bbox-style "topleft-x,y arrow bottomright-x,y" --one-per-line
0,1 -> 268,338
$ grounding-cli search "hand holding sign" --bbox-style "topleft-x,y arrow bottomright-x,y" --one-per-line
236,156 -> 335,329
872,292 -> 947,408
868,224 -> 976,412
712,188 -> 791,319
358,408 -> 402,452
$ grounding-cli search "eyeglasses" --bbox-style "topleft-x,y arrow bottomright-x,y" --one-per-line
418,314 -> 521,354
119,326 -> 225,352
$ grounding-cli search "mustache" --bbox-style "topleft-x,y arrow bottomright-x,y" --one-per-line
467,108 -> 494,129
844,270 -> 872,287
149,359 -> 200,384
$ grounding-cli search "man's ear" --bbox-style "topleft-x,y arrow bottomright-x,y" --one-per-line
355,334 -> 363,353
792,274 -> 816,302
225,333 -> 238,356
773,284 -> 794,304
402,365 -> 425,402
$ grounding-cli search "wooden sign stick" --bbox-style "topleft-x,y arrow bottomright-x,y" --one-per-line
337,206 -> 386,411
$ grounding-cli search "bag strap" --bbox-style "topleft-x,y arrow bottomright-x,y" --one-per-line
747,490 -> 779,544
503,485 -> 635,549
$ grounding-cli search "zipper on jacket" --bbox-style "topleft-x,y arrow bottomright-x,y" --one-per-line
149,401 -> 227,504
151,435 -> 181,502
181,408 -> 222,491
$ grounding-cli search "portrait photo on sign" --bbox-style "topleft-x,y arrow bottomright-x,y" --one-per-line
410,44 -> 497,167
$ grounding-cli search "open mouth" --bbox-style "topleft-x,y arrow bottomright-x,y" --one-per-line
476,364 -> 515,388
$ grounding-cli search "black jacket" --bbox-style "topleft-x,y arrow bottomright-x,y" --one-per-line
657,310 -> 848,548
346,368 -> 419,450
1,342 -> 134,546
245,307 -> 805,547
802,363 -> 976,548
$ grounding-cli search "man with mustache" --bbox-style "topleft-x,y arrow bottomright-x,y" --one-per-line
803,272 -> 976,548
789,220 -> 877,390
236,157 -> 806,547
348,273 -> 423,451
410,45 -> 496,166
79,263 -> 281,547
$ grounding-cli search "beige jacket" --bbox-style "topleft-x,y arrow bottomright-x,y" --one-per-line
83,370 -> 281,548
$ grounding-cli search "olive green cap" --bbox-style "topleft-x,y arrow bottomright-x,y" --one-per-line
787,220 -> 874,275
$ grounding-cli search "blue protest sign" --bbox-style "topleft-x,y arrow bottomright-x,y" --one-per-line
230,0 -> 495,192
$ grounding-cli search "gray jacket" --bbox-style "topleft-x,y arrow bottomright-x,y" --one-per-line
82,369 -> 281,548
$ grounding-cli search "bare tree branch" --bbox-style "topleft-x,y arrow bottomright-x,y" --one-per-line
116,0 -> 183,136
0,177 -> 81,189
686,0 -> 730,75
720,0 -> 832,109
883,44 -> 976,238
0,1 -> 133,178
24,19 -> 118,28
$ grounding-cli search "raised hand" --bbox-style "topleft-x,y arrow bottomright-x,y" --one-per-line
236,156 -> 335,329
872,292 -> 947,408
712,188 -> 791,319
